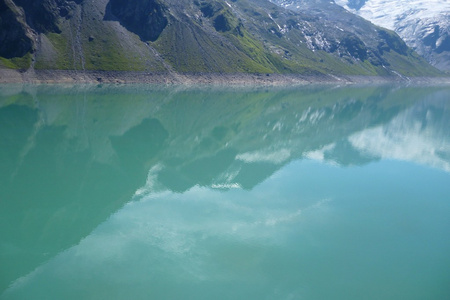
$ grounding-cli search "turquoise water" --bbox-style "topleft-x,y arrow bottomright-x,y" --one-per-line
1,84 -> 449,299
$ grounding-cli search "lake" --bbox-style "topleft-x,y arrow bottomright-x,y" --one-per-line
1,84 -> 449,299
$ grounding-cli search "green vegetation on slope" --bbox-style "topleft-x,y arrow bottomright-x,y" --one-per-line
0,53 -> 31,69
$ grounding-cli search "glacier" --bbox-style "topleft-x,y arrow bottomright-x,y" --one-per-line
334,0 -> 450,71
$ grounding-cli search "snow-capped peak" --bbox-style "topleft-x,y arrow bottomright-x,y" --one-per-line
334,0 -> 450,71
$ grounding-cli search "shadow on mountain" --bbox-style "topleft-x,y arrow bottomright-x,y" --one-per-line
104,0 -> 168,42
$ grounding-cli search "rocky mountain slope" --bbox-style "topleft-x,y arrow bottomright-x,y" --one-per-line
333,0 -> 450,72
0,0 -> 442,77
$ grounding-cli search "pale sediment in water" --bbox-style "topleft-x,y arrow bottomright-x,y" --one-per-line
1,68 -> 449,86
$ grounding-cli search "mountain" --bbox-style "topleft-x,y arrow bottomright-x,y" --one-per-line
0,0 -> 442,77
333,0 -> 450,72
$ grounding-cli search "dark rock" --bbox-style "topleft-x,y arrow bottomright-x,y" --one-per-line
436,34 -> 450,54
0,0 -> 33,58
214,13 -> 232,32
198,1 -> 224,18
106,0 -> 168,42
378,28 -> 408,55
13,0 -> 61,33
340,35 -> 368,60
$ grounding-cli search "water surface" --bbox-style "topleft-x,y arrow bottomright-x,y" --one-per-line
1,84 -> 449,299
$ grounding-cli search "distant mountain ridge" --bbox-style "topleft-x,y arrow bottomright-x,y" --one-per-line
333,0 -> 450,72
0,0 -> 442,77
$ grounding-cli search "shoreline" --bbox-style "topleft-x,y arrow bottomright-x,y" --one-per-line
1,69 -> 450,86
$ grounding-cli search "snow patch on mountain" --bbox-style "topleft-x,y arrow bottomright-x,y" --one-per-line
334,0 -> 450,71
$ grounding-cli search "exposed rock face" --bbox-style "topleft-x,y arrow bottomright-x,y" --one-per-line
270,0 -> 413,68
0,0 -> 33,58
198,0 -> 224,18
2,0 -> 82,34
14,0 -> 61,33
107,0 -> 168,42
0,0 -> 81,59
340,35 -> 368,60
404,15 -> 450,71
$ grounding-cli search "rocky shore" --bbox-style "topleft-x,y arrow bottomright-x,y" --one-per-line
1,68 -> 449,86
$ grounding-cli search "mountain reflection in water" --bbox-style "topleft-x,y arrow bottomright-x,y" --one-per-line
1,84 -> 449,299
